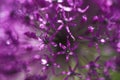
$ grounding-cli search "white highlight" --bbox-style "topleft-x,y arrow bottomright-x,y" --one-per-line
77,6 -> 89,13
66,26 -> 75,40
41,59 -> 47,65
117,42 -> 120,48
6,40 -> 11,45
57,0 -> 63,3
58,4 -> 72,12
100,39 -> 105,43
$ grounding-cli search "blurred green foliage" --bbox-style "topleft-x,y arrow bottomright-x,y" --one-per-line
111,72 -> 120,80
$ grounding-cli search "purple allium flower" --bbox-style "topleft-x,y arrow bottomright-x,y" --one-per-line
0,0 -> 120,80
25,75 -> 47,80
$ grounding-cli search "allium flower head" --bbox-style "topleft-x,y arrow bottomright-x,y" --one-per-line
0,0 -> 120,80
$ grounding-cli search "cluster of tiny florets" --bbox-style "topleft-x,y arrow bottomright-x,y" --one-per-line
0,0 -> 120,80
